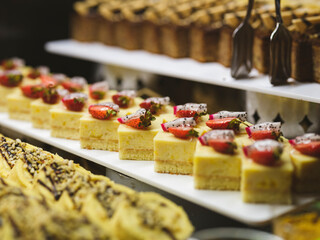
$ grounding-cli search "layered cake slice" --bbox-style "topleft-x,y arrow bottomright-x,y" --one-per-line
7,83 -> 44,121
0,69 -> 23,112
80,102 -> 137,151
241,139 -> 293,204
154,103 -> 208,174
289,133 -> 320,193
31,85 -> 66,129
194,129 -> 241,190
80,96 -> 167,151
118,106 -> 174,161
50,92 -> 88,140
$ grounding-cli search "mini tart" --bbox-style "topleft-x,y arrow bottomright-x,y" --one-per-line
50,102 -> 88,140
154,115 -> 210,175
241,145 -> 293,204
290,148 -> 320,193
193,142 -> 242,190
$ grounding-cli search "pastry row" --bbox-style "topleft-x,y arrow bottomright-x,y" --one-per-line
71,0 -> 320,83
0,59 -> 319,206
0,134 -> 193,240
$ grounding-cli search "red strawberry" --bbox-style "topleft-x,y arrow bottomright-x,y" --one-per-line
40,75 -> 58,87
112,94 -> 132,108
61,81 -> 83,92
139,101 -> 162,114
249,150 -> 278,166
243,140 -> 283,166
124,110 -> 155,129
21,84 -> 43,99
89,103 -> 119,120
175,109 -> 198,118
206,117 -> 242,131
89,81 -> 108,100
1,60 -> 15,70
251,130 -> 280,140
27,68 -> 43,79
208,139 -> 237,154
168,127 -> 199,139
41,86 -> 59,104
293,142 -> 320,157
0,71 -> 23,87
62,93 -> 87,111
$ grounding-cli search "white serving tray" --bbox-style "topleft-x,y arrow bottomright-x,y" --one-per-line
0,112 -> 318,226
45,39 -> 320,104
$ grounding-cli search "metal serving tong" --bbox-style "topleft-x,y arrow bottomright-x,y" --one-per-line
231,0 -> 254,79
269,0 -> 292,85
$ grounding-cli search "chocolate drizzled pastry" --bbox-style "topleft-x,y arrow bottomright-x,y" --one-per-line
0,178 -> 113,240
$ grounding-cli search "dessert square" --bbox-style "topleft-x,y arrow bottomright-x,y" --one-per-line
0,86 -> 18,112
154,116 -> 210,175
31,99 -> 59,129
118,112 -> 174,161
50,104 -> 87,140
7,91 -> 34,121
154,131 -> 197,175
193,142 -> 242,190
241,146 -> 293,204
290,148 -> 320,193
80,106 -> 138,151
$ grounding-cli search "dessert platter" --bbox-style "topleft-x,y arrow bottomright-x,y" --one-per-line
0,58 -> 319,227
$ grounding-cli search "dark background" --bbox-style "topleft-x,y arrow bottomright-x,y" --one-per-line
0,0 -> 97,81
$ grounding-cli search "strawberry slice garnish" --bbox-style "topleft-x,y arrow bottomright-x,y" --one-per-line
27,66 -> 49,80
246,122 -> 282,140
41,86 -> 59,104
208,139 -> 237,154
243,139 -> 283,166
21,84 -> 43,99
89,102 -> 119,120
1,58 -> 24,70
112,94 -> 133,108
40,75 -> 59,87
139,97 -> 170,114
206,117 -> 242,131
89,81 -> 109,100
175,109 -> 198,118
62,93 -> 87,111
174,103 -> 207,119
293,142 -> 320,157
139,101 -> 162,114
168,126 -> 199,139
250,130 -> 281,140
123,109 -> 155,129
0,70 -> 23,87
61,81 -> 83,92
290,133 -> 320,157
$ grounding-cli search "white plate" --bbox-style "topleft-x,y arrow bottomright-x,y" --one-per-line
45,39 -> 320,104
0,112 -> 318,226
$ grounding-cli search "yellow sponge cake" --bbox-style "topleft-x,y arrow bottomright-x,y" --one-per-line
50,93 -> 88,140
194,130 -> 241,190
241,140 -> 293,204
